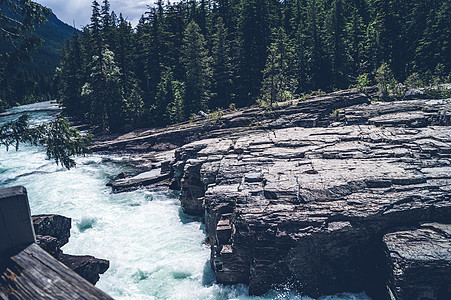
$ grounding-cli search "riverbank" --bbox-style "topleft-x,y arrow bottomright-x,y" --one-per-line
93,89 -> 451,299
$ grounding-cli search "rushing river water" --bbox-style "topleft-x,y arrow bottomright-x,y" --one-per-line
0,102 -> 371,300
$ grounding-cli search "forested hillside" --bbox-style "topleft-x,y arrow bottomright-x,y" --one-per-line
57,0 -> 451,133
0,0 -> 75,110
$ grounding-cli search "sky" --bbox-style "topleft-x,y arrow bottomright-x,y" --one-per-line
38,0 -> 151,28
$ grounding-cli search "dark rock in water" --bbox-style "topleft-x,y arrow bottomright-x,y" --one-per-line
32,214 -> 71,247
59,254 -> 110,285
35,234 -> 62,258
32,214 -> 110,285
384,223 -> 451,300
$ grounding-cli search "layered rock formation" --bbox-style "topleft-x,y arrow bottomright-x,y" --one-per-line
32,215 -> 109,285
95,90 -> 451,299
384,223 -> 451,300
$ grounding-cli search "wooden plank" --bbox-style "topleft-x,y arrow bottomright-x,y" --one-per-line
1,244 -> 113,300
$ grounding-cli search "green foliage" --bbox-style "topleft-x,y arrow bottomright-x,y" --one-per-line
55,0 -> 451,131
182,21 -> 212,117
208,108 -> 224,124
154,69 -> 185,125
404,73 -> 423,88
166,80 -> 185,125
0,114 -> 92,169
42,117 -> 93,169
260,28 -> 297,106
211,17 -> 234,109
356,73 -> 371,92
375,63 -> 397,99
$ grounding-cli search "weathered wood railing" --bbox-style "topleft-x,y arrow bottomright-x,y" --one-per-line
0,186 -> 113,300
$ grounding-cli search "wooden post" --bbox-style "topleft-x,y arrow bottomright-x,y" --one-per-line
0,186 -> 35,263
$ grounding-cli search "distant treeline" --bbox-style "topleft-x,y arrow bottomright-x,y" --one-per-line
56,0 -> 451,132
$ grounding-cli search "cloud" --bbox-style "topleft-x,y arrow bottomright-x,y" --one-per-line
38,0 -> 152,28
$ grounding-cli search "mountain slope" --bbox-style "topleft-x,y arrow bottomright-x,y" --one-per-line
32,9 -> 78,77
0,0 -> 76,108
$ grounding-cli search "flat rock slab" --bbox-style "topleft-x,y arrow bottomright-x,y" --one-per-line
110,168 -> 171,192
384,223 -> 451,300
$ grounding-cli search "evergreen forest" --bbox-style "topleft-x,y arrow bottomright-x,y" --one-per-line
24,0 -> 451,132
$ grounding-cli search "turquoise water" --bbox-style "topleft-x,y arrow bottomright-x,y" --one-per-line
0,102 -> 371,300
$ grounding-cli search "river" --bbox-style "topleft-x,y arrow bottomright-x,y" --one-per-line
0,102 -> 370,300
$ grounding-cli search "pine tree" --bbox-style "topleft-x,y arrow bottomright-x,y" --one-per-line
154,69 -> 185,125
260,28 -> 296,106
181,21 -> 212,117
101,0 -> 115,49
59,32 -> 86,120
90,0 -> 103,58
116,15 -> 134,81
166,80 -> 185,124
327,0 -> 347,88
237,0 -> 272,105
82,47 -> 123,132
364,0 -> 402,76
304,0 -> 330,91
345,3 -> 366,78
211,17 -> 234,108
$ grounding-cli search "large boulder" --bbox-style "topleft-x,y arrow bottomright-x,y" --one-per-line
32,214 -> 71,247
59,254 -> 110,285
384,223 -> 451,300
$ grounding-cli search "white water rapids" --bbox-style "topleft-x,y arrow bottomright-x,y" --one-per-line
0,102 -> 371,300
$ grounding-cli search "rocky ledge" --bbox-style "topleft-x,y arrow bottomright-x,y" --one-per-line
96,90 -> 451,299
384,223 -> 451,300
32,215 -> 109,285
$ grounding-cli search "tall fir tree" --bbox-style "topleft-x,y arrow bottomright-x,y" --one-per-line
260,28 -> 296,105
211,17 -> 234,108
237,0 -> 272,106
181,21 -> 212,117
327,0 -> 347,88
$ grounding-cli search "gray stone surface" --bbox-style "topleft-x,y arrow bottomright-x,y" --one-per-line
94,90 -> 451,298
32,214 -> 71,248
109,168 -> 171,192
384,223 -> 451,300
92,89 -> 370,153
171,96 -> 451,297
